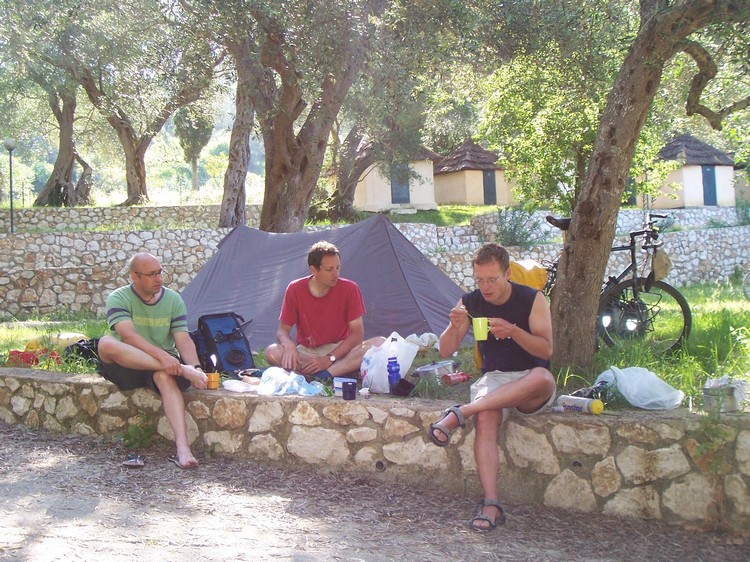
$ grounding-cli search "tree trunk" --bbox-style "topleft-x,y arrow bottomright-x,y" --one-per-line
191,159 -> 199,191
326,132 -> 377,222
34,89 -> 77,207
551,0 -> 737,368
116,129 -> 150,206
218,38 -> 254,228
73,153 -> 93,205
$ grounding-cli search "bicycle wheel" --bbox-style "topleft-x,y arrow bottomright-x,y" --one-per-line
598,277 -> 691,354
744,271 -> 750,301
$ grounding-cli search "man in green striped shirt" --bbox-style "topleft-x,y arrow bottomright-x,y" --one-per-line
97,252 -> 207,468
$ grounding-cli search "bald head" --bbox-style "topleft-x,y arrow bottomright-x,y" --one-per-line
129,252 -> 161,273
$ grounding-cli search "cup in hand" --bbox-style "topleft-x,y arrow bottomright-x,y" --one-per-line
472,317 -> 489,341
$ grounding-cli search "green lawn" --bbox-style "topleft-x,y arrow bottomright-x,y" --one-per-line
1,279 -> 748,405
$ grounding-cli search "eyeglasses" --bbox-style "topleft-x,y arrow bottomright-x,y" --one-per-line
134,269 -> 164,279
474,276 -> 501,286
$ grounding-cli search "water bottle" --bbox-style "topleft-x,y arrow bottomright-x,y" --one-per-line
387,356 -> 401,394
555,395 -> 604,415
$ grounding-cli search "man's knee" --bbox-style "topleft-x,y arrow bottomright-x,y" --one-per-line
96,336 -> 120,362
475,409 -> 502,434
264,345 -> 281,365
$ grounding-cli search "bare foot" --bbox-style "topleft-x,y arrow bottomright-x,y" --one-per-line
182,366 -> 208,389
170,449 -> 198,469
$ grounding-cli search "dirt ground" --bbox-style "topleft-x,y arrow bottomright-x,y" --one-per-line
0,423 -> 748,562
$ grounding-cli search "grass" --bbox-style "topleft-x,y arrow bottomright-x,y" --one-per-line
2,279 -> 748,408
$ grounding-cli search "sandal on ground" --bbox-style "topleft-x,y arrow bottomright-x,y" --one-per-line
168,455 -> 198,469
427,405 -> 465,447
121,453 -> 145,468
470,499 -> 506,532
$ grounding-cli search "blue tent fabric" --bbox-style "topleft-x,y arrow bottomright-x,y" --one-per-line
180,214 -> 466,349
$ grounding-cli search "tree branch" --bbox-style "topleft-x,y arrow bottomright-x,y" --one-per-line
678,38 -> 750,131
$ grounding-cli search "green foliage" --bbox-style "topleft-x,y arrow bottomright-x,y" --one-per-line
120,413 -> 156,450
736,200 -> 750,226
174,103 -> 214,165
494,206 -> 544,249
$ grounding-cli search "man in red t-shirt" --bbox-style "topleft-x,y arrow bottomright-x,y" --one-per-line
265,241 -> 385,379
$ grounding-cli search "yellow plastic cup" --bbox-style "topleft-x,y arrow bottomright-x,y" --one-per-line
206,372 -> 220,390
472,317 -> 489,341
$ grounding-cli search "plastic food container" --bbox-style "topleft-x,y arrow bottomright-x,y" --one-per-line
412,360 -> 458,379
333,377 -> 357,397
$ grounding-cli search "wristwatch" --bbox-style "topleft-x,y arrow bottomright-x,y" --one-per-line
193,364 -> 204,371
327,354 -> 336,363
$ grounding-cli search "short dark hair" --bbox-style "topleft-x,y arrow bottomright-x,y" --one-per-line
308,241 -> 339,269
472,243 -> 510,271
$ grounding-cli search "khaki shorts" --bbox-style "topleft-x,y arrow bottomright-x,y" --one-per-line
297,342 -> 340,357
470,369 -> 556,421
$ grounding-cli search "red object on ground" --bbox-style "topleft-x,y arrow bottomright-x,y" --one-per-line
441,372 -> 472,386
6,349 -> 62,367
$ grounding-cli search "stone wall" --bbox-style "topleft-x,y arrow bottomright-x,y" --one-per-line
1,205 -> 749,318
1,368 -> 748,532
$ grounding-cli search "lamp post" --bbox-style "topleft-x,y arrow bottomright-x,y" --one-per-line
3,139 -> 16,234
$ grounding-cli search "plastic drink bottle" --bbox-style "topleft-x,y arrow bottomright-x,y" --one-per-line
556,395 -> 605,414
441,372 -> 472,386
387,356 -> 401,394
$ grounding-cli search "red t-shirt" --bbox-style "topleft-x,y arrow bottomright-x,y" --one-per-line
279,276 -> 366,348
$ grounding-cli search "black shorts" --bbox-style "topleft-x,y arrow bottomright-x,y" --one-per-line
97,359 -> 192,394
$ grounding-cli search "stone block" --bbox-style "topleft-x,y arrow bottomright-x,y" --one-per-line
505,421 -> 559,475
551,423 -> 611,456
662,473 -> 716,521
322,402 -> 369,426
287,426 -> 350,465
616,445 -> 690,485
544,469 -> 597,512
212,398 -> 249,429
248,433 -> 285,461
603,486 -> 661,520
247,401 -> 284,433
204,431 -> 244,454
289,402 -> 321,426
591,456 -> 621,497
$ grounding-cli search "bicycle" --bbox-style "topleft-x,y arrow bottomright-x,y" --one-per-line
542,212 -> 692,354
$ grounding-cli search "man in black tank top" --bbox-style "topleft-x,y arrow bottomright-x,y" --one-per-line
427,243 -> 557,532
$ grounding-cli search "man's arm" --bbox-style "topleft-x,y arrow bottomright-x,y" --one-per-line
298,316 -> 365,375
492,292 -> 553,360
173,331 -> 208,389
113,320 -> 182,376
439,298 -> 471,358
275,322 -> 299,371
173,331 -> 200,367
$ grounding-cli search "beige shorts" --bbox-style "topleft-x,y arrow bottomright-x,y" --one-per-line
297,342 -> 339,357
470,369 -> 556,421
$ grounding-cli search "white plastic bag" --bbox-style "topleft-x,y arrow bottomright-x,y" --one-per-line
361,331 -> 419,394
257,366 -> 324,396
595,366 -> 684,410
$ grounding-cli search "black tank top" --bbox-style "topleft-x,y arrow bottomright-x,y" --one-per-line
462,282 -> 549,373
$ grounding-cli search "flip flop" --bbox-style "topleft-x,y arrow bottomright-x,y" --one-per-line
470,499 -> 506,532
427,405 -> 465,447
168,455 -> 198,469
121,453 -> 145,468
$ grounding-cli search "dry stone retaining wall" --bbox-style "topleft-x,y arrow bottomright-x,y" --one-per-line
1,368 -> 748,532
0,206 -> 748,318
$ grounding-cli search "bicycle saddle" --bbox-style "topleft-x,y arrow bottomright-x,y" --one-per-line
546,215 -> 571,231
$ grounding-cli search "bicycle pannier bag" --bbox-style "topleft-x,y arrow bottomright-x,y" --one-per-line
190,312 -> 255,378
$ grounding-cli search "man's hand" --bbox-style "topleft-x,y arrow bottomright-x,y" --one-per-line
298,354 -> 329,375
449,304 -> 471,330
489,317 -> 517,340
157,350 -> 183,376
280,341 -> 299,371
